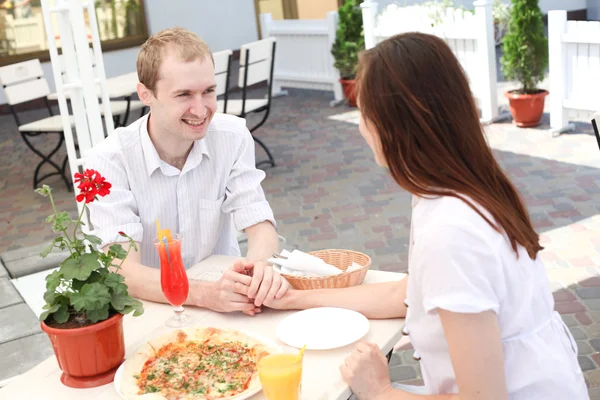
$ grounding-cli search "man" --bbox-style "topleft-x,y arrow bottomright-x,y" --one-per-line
86,27 -> 286,316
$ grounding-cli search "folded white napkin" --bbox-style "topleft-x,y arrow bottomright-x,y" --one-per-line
268,249 -> 363,277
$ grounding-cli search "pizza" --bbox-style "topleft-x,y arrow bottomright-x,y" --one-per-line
121,327 -> 278,400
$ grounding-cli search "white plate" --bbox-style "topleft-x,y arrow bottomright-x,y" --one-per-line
114,329 -> 281,400
276,307 -> 370,350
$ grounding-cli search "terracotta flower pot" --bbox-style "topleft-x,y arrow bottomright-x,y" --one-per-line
340,78 -> 357,107
505,90 -> 549,127
41,313 -> 125,388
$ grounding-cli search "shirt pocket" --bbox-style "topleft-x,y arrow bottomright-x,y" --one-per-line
196,196 -> 225,251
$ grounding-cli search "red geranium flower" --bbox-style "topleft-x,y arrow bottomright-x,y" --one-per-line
73,169 -> 112,203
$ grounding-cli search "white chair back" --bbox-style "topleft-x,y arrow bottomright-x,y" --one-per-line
238,37 -> 276,87
213,49 -> 232,97
0,59 -> 50,105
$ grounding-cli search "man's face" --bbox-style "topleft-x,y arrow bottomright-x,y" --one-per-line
139,50 -> 217,142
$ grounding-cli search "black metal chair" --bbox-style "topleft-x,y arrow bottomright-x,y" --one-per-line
218,37 -> 277,168
0,59 -> 74,190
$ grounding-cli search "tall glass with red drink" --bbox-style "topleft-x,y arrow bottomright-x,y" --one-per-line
154,234 -> 193,327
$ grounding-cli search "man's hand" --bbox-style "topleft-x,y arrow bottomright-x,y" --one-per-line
206,260 -> 262,316
340,342 -> 394,400
244,261 -> 289,307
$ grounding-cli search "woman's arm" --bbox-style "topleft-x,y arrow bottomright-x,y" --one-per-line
373,310 -> 507,400
260,277 -> 408,319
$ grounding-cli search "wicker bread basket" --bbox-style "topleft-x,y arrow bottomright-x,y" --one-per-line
280,249 -> 371,290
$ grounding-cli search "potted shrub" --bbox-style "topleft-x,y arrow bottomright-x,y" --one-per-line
36,169 -> 143,388
500,0 -> 549,127
331,0 -> 364,106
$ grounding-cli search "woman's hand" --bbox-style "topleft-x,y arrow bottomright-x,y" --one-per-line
340,342 -> 394,400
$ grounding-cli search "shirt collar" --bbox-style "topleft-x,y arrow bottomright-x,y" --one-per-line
141,113 -> 211,177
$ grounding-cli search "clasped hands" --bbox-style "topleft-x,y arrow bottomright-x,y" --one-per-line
209,259 -> 289,316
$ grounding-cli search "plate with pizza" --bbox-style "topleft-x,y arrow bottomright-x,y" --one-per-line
114,327 -> 281,400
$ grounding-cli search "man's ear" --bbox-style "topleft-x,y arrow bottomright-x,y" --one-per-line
137,82 -> 154,107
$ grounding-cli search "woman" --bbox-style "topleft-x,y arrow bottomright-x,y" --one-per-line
249,33 -> 588,399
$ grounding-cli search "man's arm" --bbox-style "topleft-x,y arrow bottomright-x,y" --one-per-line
241,220 -> 288,307
105,243 -> 257,313
244,220 -> 280,263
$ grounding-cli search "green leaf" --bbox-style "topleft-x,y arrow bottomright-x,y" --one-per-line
43,289 -> 56,305
109,244 -> 128,260
84,234 -> 103,246
70,283 -> 111,312
45,214 -> 56,223
60,253 -> 100,281
40,242 -> 54,258
53,305 -> 69,324
87,305 -> 109,323
105,273 -> 125,288
131,299 -> 144,317
53,211 -> 72,232
45,270 -> 62,291
39,303 -> 60,322
72,271 -> 103,291
121,298 -> 144,317
110,292 -> 129,311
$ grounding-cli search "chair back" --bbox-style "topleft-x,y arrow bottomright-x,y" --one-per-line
239,37 -> 276,88
238,37 -> 276,116
213,49 -> 232,97
0,59 -> 50,105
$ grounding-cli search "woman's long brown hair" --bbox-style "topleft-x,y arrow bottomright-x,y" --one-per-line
357,32 -> 542,259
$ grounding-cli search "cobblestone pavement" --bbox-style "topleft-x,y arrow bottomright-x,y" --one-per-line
2,89 -> 600,397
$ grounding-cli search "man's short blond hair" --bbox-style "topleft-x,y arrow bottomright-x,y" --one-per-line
137,27 -> 214,93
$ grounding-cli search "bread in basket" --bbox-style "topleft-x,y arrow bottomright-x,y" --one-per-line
280,249 -> 371,290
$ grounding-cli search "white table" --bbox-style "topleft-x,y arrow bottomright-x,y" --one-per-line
0,255 -> 405,400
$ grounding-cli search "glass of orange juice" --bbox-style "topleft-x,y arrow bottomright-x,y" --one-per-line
258,353 -> 303,400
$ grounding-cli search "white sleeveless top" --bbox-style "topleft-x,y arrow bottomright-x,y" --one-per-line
404,195 -> 588,399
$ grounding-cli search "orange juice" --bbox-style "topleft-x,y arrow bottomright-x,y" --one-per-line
258,354 -> 303,400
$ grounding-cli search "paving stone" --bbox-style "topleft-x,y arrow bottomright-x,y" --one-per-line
563,315 -> 579,327
584,300 -> 600,311
584,325 -> 600,339
0,278 -> 21,309
578,288 -> 600,299
578,340 -> 593,356
0,333 -> 53,381
581,356 -> 597,371
571,327 -> 588,340
0,259 -> 7,279
591,339 -> 600,353
389,365 -> 417,382
1,243 -> 69,279
587,370 -> 600,388
0,303 -> 41,344
588,387 -> 600,400
388,353 -> 403,367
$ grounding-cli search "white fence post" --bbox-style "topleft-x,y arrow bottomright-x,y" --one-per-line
474,0 -> 498,123
260,12 -> 272,40
361,0 -> 378,50
326,11 -> 344,104
260,13 -> 286,97
549,10 -> 569,132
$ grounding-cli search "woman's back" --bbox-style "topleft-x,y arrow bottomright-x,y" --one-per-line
405,195 -> 588,398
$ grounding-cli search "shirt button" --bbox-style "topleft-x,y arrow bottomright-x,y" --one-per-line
402,326 -> 409,336
403,299 -> 409,308
413,351 -> 421,361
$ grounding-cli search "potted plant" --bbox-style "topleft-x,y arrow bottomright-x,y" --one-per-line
36,169 -> 143,388
331,0 -> 364,106
500,0 -> 549,127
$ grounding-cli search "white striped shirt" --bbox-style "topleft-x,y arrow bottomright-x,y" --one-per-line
85,113 -> 276,269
